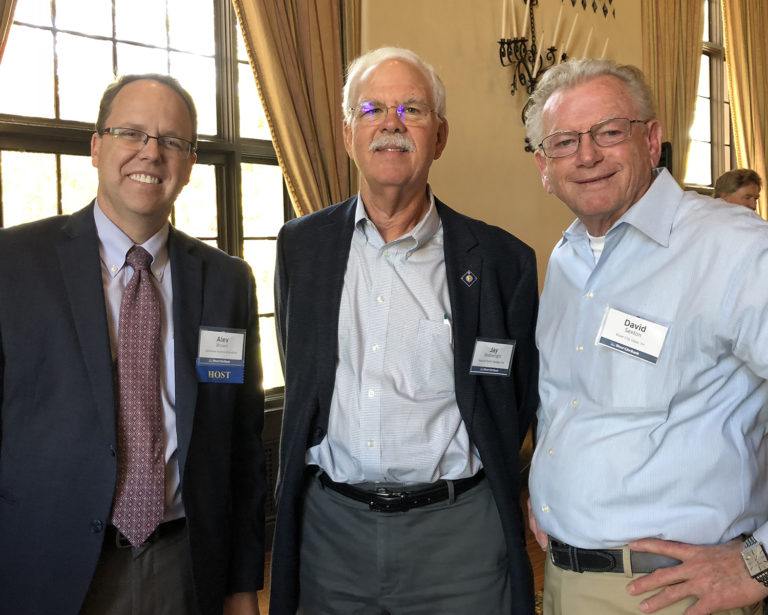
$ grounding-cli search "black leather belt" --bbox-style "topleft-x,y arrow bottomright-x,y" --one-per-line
317,468 -> 485,512
549,538 -> 681,574
106,517 -> 187,549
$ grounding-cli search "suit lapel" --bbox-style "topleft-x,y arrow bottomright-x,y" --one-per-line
437,200 -> 482,419
168,228 -> 202,475
57,203 -> 117,441
313,199 -> 356,413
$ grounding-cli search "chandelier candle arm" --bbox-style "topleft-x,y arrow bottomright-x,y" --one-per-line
552,4 -> 564,49
561,13 -> 579,63
582,25 -> 593,59
520,0 -> 531,40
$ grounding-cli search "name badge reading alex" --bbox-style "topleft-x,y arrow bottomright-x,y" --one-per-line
196,327 -> 246,383
596,307 -> 669,365
469,338 -> 516,376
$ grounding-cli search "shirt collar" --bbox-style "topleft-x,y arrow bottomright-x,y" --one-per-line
561,168 -> 682,248
354,187 -> 441,255
93,199 -> 170,280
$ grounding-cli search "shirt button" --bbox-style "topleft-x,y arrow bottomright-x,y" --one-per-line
383,250 -> 390,257
586,291 -> 594,299
372,344 -> 380,352
368,389 -> 375,398
367,440 -> 375,448
110,265 -> 118,273
572,399 -> 578,407
541,505 -> 550,513
377,296 -> 385,303
548,448 -> 554,456
577,345 -> 584,352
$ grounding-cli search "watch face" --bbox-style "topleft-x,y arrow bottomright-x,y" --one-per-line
743,542 -> 768,580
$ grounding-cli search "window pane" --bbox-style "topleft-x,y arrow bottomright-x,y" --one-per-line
117,43 -> 169,75
684,141 -> 712,185
703,0 -> 710,43
243,239 -> 276,314
173,164 -> 217,238
115,0 -> 168,47
57,34 -> 114,122
236,21 -> 248,62
697,54 -> 710,97
1,151 -> 57,227
55,0 -> 112,37
0,26 -> 54,117
689,96 -> 711,142
239,62 -> 271,140
168,0 -> 215,55
259,316 -> 284,390
61,155 -> 99,214
13,0 -> 52,26
170,53 -> 217,136
242,163 -> 284,236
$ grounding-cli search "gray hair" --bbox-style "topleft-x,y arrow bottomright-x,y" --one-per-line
524,58 -> 657,151
342,47 -> 446,122
713,168 -> 762,197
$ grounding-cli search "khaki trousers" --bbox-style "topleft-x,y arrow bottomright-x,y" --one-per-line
544,549 -> 763,615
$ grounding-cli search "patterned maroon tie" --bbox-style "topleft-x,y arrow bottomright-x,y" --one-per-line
111,245 -> 165,547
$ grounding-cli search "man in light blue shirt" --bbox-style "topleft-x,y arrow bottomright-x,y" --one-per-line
526,58 -> 768,614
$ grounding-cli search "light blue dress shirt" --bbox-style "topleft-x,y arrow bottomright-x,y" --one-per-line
306,191 -> 481,484
530,169 -> 768,549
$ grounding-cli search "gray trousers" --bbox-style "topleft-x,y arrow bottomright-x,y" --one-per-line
298,473 -> 512,615
79,523 -> 199,615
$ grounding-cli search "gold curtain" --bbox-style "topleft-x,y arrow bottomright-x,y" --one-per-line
722,0 -> 768,219
0,0 -> 17,63
232,0 -> 360,217
642,1 -> 705,183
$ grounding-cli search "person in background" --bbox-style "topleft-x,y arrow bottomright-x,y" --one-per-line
714,168 -> 762,212
0,73 -> 265,615
526,58 -> 768,615
270,46 -> 540,615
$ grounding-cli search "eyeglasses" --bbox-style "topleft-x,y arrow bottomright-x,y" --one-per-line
349,101 -> 436,126
100,127 -> 196,158
539,118 -> 649,159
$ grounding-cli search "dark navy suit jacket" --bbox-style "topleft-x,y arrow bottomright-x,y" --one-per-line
270,196 -> 539,614
0,203 -> 266,615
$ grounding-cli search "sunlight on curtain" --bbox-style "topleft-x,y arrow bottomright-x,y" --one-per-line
722,0 -> 768,219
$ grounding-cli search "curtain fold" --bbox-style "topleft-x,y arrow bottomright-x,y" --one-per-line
722,0 -> 768,219
642,1 -> 705,183
0,0 -> 17,64
232,0 -> 360,217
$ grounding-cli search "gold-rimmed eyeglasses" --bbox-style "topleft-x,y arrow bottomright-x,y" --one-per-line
539,118 -> 650,159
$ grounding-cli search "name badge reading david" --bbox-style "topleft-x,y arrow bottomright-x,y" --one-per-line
469,338 -> 516,376
596,307 -> 669,365
196,327 -> 246,383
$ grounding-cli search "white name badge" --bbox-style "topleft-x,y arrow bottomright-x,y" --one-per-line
469,338 -> 516,376
596,307 -> 669,365
196,327 -> 246,383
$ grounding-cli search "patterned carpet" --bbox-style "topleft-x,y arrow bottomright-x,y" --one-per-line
535,590 -> 543,614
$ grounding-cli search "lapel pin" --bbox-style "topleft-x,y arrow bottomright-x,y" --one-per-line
461,270 -> 478,287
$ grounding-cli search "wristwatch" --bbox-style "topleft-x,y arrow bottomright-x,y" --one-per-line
741,535 -> 768,586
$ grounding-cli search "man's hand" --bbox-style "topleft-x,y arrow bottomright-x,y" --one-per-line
625,537 -> 768,614
526,497 -> 548,551
223,591 -> 261,615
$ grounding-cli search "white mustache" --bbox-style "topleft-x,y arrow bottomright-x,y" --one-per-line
369,134 -> 416,152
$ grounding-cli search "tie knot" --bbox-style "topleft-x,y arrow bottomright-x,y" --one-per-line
126,246 -> 153,272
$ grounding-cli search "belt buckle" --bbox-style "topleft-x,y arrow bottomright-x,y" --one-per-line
369,488 -> 409,512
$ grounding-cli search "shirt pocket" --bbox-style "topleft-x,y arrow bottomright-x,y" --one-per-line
409,318 -> 455,399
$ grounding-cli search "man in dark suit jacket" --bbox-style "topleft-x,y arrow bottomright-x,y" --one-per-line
270,47 -> 539,614
0,74 -> 265,615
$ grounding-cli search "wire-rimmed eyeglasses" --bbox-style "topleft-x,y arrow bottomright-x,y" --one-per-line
100,127 -> 196,158
349,100 -> 436,126
538,118 -> 650,159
